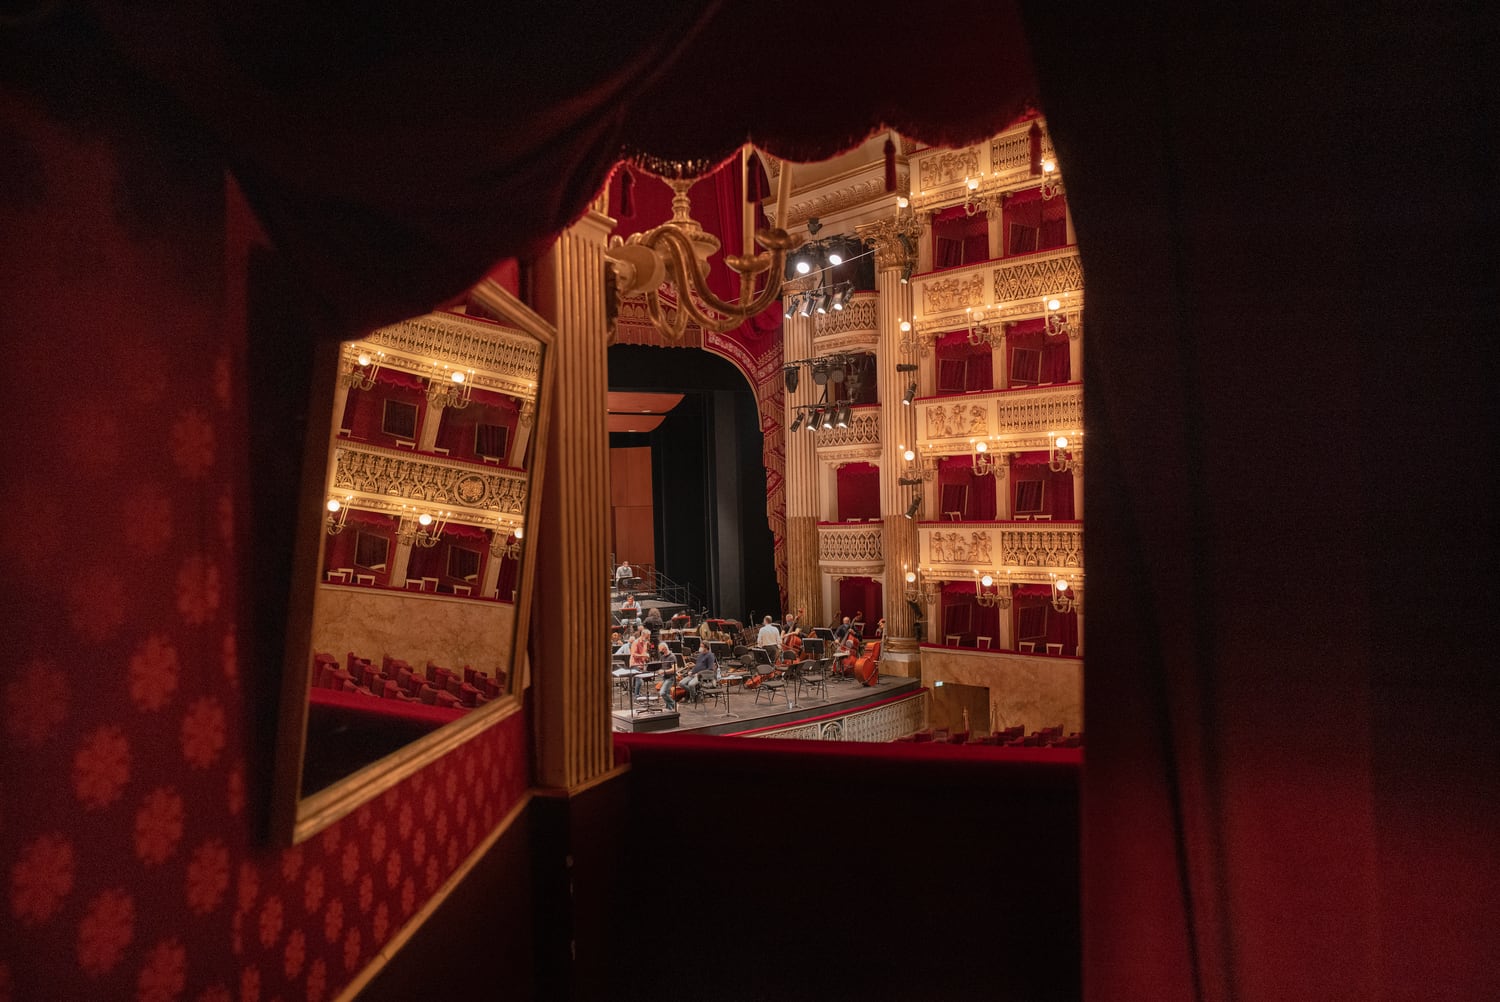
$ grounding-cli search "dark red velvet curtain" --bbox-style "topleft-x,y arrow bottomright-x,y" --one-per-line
835,462 -> 880,521
1007,318 -> 1070,385
932,204 -> 991,269
936,329 -> 995,392
1012,451 -> 1073,519
433,386 -> 520,464
837,577 -> 881,626
1003,186 -> 1068,256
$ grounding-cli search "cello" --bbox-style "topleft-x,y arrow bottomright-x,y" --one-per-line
853,639 -> 881,687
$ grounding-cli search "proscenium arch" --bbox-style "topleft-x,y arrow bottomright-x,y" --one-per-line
606,340 -> 781,620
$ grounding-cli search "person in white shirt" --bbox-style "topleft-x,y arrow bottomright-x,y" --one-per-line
755,615 -> 782,663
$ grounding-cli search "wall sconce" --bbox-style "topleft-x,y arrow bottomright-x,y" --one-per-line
339,347 -> 383,391
1044,296 -> 1072,339
1050,576 -> 1082,614
1040,158 -> 1063,201
974,570 -> 1013,609
972,440 -> 1004,478
428,368 -> 474,410
897,318 -> 925,357
397,508 -> 449,548
324,496 -> 352,535
904,568 -> 941,605
965,306 -> 1002,348
898,447 -> 936,485
491,526 -> 523,560
1048,435 -> 1079,474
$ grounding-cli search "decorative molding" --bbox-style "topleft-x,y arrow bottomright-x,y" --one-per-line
992,250 -> 1085,307
751,691 -> 927,742
923,400 -> 990,440
817,522 -> 884,564
332,444 -> 529,520
918,522 -> 1083,576
916,385 -> 1084,453
811,410 -> 881,451
917,146 -> 982,192
922,274 -> 986,314
786,172 -> 908,227
363,313 -> 543,402
813,295 -> 878,339
989,125 -> 1056,181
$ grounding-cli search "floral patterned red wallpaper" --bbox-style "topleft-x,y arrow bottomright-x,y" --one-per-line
1,88 -> 531,1002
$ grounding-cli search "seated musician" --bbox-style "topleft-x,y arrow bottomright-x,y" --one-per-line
620,593 -> 639,621
832,630 -> 859,676
655,646 -> 679,711
781,628 -> 804,663
673,648 -> 718,703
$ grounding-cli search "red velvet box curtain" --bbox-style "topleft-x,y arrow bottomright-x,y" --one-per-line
936,329 -> 995,392
1011,450 -> 1074,519
835,462 -> 880,521
1011,584 -> 1078,655
939,579 -> 1002,647
932,204 -> 991,269
432,385 -> 520,464
937,455 -> 998,520
1007,317 -> 1070,385
1002,185 -> 1068,256
324,508 -> 396,583
836,577 -> 882,625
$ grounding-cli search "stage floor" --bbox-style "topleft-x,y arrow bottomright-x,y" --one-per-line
610,669 -> 921,736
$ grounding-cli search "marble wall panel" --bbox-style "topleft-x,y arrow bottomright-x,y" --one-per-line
919,649 -> 1083,734
312,585 -> 515,671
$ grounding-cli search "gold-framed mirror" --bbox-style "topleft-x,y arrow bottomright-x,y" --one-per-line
272,281 -> 551,844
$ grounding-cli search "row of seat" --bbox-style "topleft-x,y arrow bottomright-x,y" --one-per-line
902,725 -> 1083,747
312,651 -> 506,710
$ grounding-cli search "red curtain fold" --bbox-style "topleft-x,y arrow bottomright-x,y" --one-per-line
439,521 -> 488,542
835,463 -> 880,521
376,368 -> 428,392
836,577 -> 881,625
1007,318 -> 1070,384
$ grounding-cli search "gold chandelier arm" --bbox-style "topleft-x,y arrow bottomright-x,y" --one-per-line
644,227 -> 791,334
644,286 -> 690,341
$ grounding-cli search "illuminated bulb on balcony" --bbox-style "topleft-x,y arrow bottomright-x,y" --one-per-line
1042,159 -> 1056,175
1055,436 -> 1069,450
326,499 -> 341,513
899,320 -> 911,332
967,177 -> 979,191
451,371 -> 466,384
513,528 -> 523,539
418,513 -> 433,527
981,574 -> 994,587
904,449 -> 916,462
795,260 -> 812,275
1047,297 -> 1062,311
906,571 -> 917,584
975,441 -> 988,453
356,353 -> 371,367
1055,579 -> 1070,593
897,196 -> 910,208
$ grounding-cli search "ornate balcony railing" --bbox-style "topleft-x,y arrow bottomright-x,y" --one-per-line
331,442 -> 529,523
911,246 -> 1083,332
812,407 -> 881,460
813,291 -> 880,353
917,520 -> 1082,579
913,383 -> 1083,455
748,691 -> 927,742
817,521 -> 884,571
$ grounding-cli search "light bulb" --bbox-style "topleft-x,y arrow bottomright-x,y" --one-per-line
906,571 -> 917,584
513,528 -> 522,539
326,499 -> 341,513
967,177 -> 979,191
1055,436 -> 1069,450
904,449 -> 915,462
452,371 -> 466,384
975,441 -> 988,453
1055,580 -> 1069,593
897,196 -> 910,209
1047,297 -> 1062,311
899,320 -> 911,332
796,260 -> 811,275
1042,159 -> 1056,174
981,574 -> 994,587
356,353 -> 371,367
418,513 -> 433,527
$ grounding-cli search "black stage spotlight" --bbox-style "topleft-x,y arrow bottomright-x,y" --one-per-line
900,263 -> 913,284
828,358 -> 846,383
903,382 -> 918,405
811,362 -> 829,386
789,410 -> 804,433
797,296 -> 815,318
807,217 -> 822,236
835,404 -> 851,428
784,365 -> 799,392
815,290 -> 831,314
784,296 -> 797,319
807,406 -> 823,431
897,363 -> 919,372
904,495 -> 922,519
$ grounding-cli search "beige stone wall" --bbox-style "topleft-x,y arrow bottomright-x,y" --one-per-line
311,585 -> 514,672
919,648 -> 1083,735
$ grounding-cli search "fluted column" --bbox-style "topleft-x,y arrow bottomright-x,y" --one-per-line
530,197 -> 615,791
860,212 -> 923,653
782,310 -> 821,624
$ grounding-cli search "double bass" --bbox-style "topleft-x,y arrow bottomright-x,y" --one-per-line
853,639 -> 881,687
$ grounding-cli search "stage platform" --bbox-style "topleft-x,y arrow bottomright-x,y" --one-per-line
610,669 -> 922,736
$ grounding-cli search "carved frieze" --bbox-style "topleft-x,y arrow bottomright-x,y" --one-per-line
917,147 -> 982,192
332,444 -> 529,518
814,296 -> 878,340
999,525 -> 1083,570
923,401 -> 990,440
928,529 -> 994,565
922,274 -> 986,315
918,522 -> 1083,576
787,173 -> 908,228
992,251 -> 1084,306
817,522 -> 884,565
856,214 -> 925,272
813,412 -> 881,451
364,313 -> 542,401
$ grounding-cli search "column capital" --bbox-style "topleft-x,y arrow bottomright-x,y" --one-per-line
857,214 -> 925,272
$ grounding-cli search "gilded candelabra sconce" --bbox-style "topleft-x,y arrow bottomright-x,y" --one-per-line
975,571 -> 1013,609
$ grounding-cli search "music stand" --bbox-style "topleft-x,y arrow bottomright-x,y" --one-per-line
813,628 -> 835,643
803,637 -> 826,658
